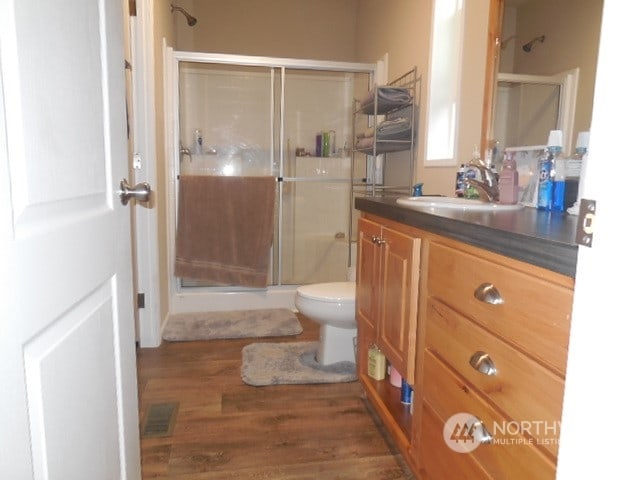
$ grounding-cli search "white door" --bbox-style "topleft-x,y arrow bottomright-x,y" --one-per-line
0,1 -> 141,479
556,1 -> 640,477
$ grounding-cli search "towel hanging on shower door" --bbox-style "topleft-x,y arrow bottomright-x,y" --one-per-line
174,175 -> 276,288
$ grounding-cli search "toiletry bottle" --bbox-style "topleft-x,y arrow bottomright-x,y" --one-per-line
322,131 -> 330,157
537,146 -> 558,210
455,164 -> 466,197
463,146 -> 481,199
367,345 -> 386,380
499,151 -> 519,204
565,131 -> 590,210
491,164 -> 500,183
537,130 -> 563,211
329,130 -> 336,156
194,129 -> 203,155
552,155 -> 567,211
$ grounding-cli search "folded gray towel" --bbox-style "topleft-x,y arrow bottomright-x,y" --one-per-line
377,117 -> 412,138
359,86 -> 413,114
356,118 -> 412,141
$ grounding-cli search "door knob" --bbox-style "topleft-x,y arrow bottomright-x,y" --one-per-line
119,178 -> 151,205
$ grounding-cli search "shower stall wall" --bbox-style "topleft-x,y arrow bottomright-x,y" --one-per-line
166,50 -> 375,313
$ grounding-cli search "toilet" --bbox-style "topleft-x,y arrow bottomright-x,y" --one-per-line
294,281 -> 357,365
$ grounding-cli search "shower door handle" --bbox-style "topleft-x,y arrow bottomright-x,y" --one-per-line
119,178 -> 151,205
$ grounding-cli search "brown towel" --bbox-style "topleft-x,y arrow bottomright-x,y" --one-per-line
174,175 -> 276,288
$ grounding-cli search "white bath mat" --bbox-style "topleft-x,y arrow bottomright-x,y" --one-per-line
241,341 -> 357,386
162,308 -> 302,341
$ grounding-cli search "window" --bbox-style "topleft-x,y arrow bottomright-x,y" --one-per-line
425,0 -> 464,165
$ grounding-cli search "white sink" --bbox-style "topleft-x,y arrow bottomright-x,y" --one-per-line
396,196 -> 524,212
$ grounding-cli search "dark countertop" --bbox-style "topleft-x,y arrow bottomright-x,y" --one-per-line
355,195 -> 579,278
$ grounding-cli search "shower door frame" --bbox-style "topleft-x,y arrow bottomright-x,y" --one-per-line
165,49 -> 376,314
494,69 -> 579,153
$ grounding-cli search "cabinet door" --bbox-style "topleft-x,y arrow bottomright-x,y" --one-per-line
356,218 -> 381,333
378,226 -> 420,383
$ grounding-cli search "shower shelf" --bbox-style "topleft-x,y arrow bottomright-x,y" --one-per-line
190,152 -> 218,156
351,67 -> 417,197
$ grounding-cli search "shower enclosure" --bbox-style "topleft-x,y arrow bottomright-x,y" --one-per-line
492,69 -> 579,156
166,50 -> 375,313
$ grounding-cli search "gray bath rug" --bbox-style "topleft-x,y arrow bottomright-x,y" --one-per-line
241,341 -> 357,386
162,308 -> 302,341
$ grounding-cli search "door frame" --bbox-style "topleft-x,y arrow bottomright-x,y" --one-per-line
130,0 -> 162,347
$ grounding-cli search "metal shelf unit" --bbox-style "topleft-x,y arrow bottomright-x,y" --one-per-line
351,67 -> 417,197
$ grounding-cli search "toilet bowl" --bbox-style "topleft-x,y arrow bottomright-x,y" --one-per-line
294,281 -> 356,365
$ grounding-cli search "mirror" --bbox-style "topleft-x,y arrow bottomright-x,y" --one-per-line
482,0 -> 603,159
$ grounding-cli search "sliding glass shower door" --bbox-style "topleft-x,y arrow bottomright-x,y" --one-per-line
176,59 -> 370,289
279,69 -> 359,285
179,63 -> 274,178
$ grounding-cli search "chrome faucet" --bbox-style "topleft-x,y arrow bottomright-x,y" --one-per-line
465,157 -> 500,202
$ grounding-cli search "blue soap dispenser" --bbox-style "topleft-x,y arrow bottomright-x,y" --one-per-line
412,183 -> 423,197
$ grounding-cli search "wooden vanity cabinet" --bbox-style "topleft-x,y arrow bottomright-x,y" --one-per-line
355,211 -> 575,480
356,216 -> 420,383
355,214 -> 420,467
412,235 -> 574,479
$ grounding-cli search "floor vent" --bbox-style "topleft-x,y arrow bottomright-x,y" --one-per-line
140,402 -> 179,438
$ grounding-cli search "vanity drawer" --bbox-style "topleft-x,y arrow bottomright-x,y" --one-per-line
422,350 -> 557,479
427,241 -> 573,375
425,298 -> 562,458
417,398 -> 492,480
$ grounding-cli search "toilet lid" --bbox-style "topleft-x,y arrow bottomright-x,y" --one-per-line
297,282 -> 355,303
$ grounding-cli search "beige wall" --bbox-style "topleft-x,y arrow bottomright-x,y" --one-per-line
354,0 -> 432,189
354,0 -> 489,196
507,0 -> 603,149
174,0 -> 358,61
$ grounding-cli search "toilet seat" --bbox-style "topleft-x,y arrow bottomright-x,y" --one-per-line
296,282 -> 355,303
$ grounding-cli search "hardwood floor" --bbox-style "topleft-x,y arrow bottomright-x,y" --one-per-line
137,313 -> 415,479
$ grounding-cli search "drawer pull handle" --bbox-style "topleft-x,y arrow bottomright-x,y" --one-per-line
465,415 -> 493,445
469,351 -> 498,376
474,283 -> 504,305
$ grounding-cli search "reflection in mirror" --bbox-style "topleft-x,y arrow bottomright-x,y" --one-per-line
494,68 -> 578,158
488,0 -> 603,161
495,79 -> 560,149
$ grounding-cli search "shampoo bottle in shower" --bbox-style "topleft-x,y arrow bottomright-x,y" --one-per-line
194,129 -> 204,155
